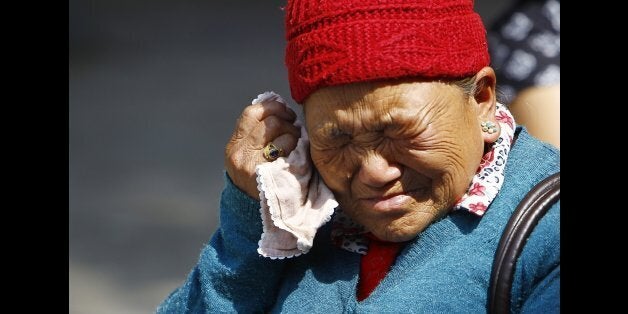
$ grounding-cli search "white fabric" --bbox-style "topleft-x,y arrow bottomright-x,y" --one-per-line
254,92 -> 338,259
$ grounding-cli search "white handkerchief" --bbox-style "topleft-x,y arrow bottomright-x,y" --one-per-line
253,91 -> 338,259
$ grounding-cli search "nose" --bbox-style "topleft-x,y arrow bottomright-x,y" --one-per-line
357,153 -> 402,188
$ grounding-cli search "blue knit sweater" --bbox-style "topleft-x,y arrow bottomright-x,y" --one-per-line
158,128 -> 560,313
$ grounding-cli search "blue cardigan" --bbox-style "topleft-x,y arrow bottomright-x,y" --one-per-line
158,128 -> 560,313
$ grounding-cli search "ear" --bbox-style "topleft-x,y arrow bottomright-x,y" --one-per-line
473,67 -> 499,144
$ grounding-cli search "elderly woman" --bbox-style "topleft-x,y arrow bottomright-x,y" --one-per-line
158,0 -> 559,312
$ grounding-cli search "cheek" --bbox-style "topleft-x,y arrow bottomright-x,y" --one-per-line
394,127 -> 482,195
310,149 -> 355,192
442,128 -> 485,197
392,136 -> 454,179
458,126 -> 484,174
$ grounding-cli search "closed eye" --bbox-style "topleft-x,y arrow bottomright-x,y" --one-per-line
310,127 -> 351,151
384,124 -> 422,140
328,127 -> 352,144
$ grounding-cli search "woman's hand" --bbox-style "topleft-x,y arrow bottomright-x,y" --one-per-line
225,99 -> 301,199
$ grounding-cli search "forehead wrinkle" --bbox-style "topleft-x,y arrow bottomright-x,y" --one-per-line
398,83 -> 458,122
335,91 -> 402,133
307,80 -> 460,135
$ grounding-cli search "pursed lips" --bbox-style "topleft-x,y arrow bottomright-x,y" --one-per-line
358,189 -> 422,213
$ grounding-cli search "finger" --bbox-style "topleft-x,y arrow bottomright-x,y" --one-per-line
271,132 -> 300,157
233,101 -> 297,140
263,101 -> 297,122
242,100 -> 297,123
250,116 -> 301,146
231,113 -> 258,141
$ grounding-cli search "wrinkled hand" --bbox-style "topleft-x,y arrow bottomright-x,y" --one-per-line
225,99 -> 301,200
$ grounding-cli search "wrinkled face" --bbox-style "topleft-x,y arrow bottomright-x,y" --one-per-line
304,80 -> 485,242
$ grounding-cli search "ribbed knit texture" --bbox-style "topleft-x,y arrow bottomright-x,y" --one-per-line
157,127 -> 560,313
284,0 -> 491,103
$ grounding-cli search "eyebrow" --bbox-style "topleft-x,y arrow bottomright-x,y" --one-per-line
310,121 -> 349,138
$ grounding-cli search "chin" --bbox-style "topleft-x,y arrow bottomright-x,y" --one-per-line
368,212 -> 436,242
374,231 -> 417,242
370,222 -> 423,242
338,195 -> 441,242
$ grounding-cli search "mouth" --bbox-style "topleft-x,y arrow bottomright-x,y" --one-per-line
359,189 -> 423,213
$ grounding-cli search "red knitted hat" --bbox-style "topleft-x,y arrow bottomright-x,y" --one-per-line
285,0 -> 490,103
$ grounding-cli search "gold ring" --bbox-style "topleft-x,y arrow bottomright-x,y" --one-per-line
263,142 -> 284,161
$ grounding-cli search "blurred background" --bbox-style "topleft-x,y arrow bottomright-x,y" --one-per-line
69,0 -> 516,312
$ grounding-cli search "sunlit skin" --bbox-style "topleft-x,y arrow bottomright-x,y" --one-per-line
303,70 -> 498,242
225,67 -> 498,242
